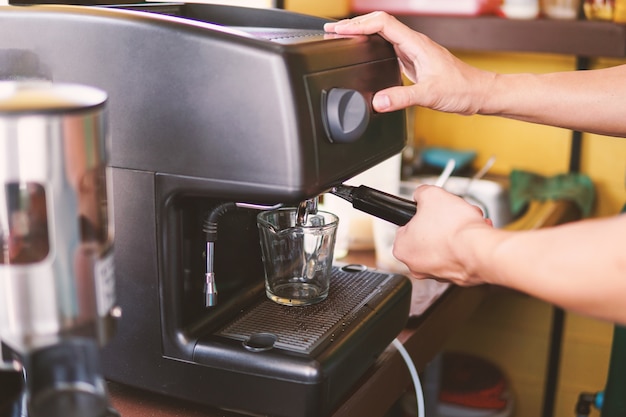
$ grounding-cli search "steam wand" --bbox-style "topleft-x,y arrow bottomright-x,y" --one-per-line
329,184 -> 417,226
202,202 -> 283,307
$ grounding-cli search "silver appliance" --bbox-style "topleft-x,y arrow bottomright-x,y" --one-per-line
0,81 -> 117,417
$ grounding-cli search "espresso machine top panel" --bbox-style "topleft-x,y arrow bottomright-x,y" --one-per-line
0,3 -> 406,202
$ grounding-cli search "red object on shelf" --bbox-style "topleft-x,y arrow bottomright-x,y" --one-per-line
351,0 -> 502,16
439,352 -> 509,410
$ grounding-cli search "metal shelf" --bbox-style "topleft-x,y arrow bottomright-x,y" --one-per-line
396,15 -> 626,58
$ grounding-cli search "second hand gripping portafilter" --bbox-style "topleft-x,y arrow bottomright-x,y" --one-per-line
330,184 -> 417,226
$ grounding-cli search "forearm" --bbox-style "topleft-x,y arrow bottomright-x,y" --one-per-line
480,66 -> 626,137
471,214 -> 626,323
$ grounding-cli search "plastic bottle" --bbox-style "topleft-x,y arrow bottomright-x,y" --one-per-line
501,0 -> 540,18
584,0 -> 614,20
541,0 -> 581,19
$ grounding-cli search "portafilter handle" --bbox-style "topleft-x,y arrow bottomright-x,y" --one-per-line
329,184 -> 416,226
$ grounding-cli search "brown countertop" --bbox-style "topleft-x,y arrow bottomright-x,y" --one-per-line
107,249 -> 491,417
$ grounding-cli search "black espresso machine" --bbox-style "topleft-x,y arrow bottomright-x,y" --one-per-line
0,4 -> 412,416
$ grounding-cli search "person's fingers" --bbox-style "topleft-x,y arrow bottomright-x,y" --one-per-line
324,11 -> 418,48
372,85 -> 419,112
411,183 -> 434,200
323,12 -> 386,34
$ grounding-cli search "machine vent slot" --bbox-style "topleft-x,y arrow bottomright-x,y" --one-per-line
232,27 -> 327,44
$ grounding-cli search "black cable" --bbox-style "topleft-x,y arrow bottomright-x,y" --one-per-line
542,307 -> 565,417
576,392 -> 596,417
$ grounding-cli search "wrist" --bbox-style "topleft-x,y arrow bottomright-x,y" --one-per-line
455,224 -> 506,286
474,70 -> 501,116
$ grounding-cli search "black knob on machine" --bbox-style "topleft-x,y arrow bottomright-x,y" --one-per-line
322,88 -> 370,143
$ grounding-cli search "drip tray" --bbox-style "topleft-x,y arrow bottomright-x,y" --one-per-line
192,264 -> 411,417
218,266 -> 395,354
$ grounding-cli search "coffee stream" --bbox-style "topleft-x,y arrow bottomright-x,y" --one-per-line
296,198 -> 318,227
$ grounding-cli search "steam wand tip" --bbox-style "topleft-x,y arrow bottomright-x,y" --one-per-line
204,272 -> 217,307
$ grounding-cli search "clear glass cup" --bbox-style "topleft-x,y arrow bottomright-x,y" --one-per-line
257,208 -> 338,306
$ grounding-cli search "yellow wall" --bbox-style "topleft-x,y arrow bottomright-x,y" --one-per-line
284,0 -> 349,18
413,52 -> 576,178
423,51 -> 626,417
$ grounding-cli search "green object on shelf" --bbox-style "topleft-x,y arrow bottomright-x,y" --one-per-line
509,170 -> 595,218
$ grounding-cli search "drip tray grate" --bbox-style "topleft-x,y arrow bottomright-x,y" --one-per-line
218,266 -> 395,354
